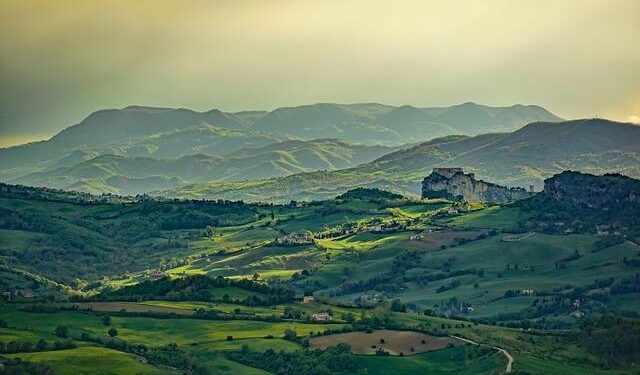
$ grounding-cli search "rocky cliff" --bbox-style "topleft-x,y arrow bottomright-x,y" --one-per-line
422,168 -> 532,203
542,171 -> 640,209
521,171 -> 640,237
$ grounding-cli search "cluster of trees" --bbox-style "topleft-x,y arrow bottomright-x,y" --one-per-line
0,183 -> 271,284
609,274 -> 640,296
0,207 -> 62,234
403,268 -> 478,286
78,334 -> 209,375
517,172 -> 640,240
0,182 -> 121,204
337,251 -> 426,297
580,314 -> 640,365
435,280 -> 461,294
0,337 -> 76,354
335,188 -> 404,202
227,343 -> 360,375
0,357 -> 56,375
103,274 -> 295,306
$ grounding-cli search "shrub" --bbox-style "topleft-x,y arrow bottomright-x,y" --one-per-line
54,325 -> 68,338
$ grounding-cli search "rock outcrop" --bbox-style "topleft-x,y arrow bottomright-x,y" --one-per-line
522,171 -> 640,235
542,171 -> 640,209
422,168 -> 532,203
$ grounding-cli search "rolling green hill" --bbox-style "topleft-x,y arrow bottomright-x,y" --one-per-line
0,102 -> 560,187
1,176 -> 638,323
12,139 -> 396,195
0,176 -> 639,374
163,119 -> 640,202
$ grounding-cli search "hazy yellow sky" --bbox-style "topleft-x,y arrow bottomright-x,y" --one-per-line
1,0 -> 639,146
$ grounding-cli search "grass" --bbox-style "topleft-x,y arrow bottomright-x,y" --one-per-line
316,232 -> 407,252
515,355 -> 637,375
354,345 -> 505,375
310,229 -> 640,321
309,329 -> 461,355
0,327 -> 53,342
0,305 -> 344,347
0,228 -> 44,249
5,346 -> 178,375
1,301 -> 638,374
442,205 -> 522,230
188,349 -> 272,375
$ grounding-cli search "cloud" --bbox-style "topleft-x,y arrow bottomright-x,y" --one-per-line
1,0 -> 639,140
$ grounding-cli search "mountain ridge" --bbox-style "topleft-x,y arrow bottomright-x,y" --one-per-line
157,119 -> 640,202
0,101 -> 563,185
12,139 -> 398,195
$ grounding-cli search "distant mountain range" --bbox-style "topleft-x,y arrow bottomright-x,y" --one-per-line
250,102 -> 562,143
0,102 -> 563,194
157,119 -> 640,202
4,104 -> 638,202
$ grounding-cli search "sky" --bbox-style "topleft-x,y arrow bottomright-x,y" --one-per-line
0,0 -> 639,147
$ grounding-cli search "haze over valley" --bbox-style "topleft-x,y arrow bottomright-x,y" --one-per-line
1,1 -> 639,375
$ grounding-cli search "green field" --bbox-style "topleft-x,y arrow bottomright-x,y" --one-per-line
5,346 -> 179,375
1,185 -> 640,373
355,346 -> 505,375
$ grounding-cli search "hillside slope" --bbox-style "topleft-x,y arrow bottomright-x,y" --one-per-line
252,102 -> 562,143
13,139 -> 396,195
0,102 -> 560,184
161,119 -> 640,202
0,107 -> 289,179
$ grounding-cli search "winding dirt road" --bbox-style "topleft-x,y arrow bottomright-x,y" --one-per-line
450,335 -> 513,373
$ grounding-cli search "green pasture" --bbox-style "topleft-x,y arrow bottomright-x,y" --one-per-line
4,346 -> 178,375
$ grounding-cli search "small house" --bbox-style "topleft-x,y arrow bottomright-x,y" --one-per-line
303,296 -> 315,304
150,270 -> 165,279
501,235 -> 520,242
311,312 -> 334,322
570,310 -> 584,318
19,289 -> 35,299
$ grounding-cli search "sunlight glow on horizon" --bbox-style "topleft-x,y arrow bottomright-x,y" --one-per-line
1,0 -> 639,143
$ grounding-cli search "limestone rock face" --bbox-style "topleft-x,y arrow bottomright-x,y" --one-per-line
542,170 -> 640,209
422,168 -> 532,203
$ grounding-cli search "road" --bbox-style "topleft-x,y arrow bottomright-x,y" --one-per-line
450,335 -> 513,373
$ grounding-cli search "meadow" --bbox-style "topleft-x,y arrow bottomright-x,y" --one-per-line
1,186 -> 639,373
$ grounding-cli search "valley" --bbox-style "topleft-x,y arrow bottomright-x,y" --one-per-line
3,3 -> 639,373
1,172 -> 639,374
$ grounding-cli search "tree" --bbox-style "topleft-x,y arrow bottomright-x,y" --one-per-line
101,314 -> 111,326
108,328 -> 118,337
390,299 -> 406,312
342,312 -> 356,324
20,341 -> 33,352
55,325 -> 68,338
373,300 -> 391,323
36,339 -> 48,351
284,328 -> 297,341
